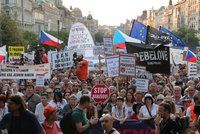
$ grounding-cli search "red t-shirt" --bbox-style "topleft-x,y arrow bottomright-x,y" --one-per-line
42,54 -> 49,63
42,121 -> 61,134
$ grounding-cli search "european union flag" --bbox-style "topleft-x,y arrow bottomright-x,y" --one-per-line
130,20 -> 147,43
159,26 -> 185,47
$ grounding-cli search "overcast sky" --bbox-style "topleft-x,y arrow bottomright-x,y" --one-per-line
63,0 -> 178,26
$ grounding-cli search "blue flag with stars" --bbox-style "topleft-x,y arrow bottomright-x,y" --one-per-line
130,20 -> 147,43
159,26 -> 185,47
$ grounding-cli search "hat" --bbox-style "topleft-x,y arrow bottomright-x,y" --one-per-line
120,89 -> 126,93
156,94 -> 164,100
82,80 -> 87,84
69,94 -> 77,100
43,106 -> 56,118
143,93 -> 154,102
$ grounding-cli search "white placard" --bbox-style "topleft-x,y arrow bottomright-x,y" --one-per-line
104,37 -> 113,55
93,46 -> 105,55
188,62 -> 197,78
36,74 -> 45,87
135,78 -> 149,92
0,63 -> 51,79
67,22 -> 95,57
119,54 -> 135,76
106,55 -> 119,77
51,51 -> 73,70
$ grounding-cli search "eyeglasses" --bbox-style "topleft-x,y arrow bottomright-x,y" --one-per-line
157,99 -> 163,101
47,92 -> 53,94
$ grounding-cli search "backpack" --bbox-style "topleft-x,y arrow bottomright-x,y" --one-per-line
60,109 -> 83,134
60,112 -> 77,134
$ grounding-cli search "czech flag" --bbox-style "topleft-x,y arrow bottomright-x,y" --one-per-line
113,29 -> 141,49
0,45 -> 7,63
39,31 -> 63,49
185,50 -> 197,63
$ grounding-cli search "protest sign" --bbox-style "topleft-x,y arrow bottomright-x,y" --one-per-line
8,46 -> 25,63
135,78 -> 149,92
36,74 -> 45,87
119,54 -> 135,76
0,63 -> 51,79
136,66 -> 147,79
67,22 -> 94,57
91,84 -> 110,103
106,55 -> 119,77
126,42 -> 170,74
188,62 -> 197,78
51,51 -> 73,70
93,46 -> 104,55
104,37 -> 113,55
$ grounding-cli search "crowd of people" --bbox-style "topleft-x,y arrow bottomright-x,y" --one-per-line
0,53 -> 200,134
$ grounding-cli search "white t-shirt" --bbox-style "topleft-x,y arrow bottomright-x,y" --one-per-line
112,106 -> 128,121
125,103 -> 134,118
35,102 -> 49,122
139,103 -> 158,119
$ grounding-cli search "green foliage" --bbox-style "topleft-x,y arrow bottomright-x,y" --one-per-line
0,12 -> 24,46
47,30 -> 69,49
95,31 -> 104,43
22,31 -> 39,51
173,26 -> 199,45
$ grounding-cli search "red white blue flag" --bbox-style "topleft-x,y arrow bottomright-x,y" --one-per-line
185,50 -> 197,63
39,31 -> 63,49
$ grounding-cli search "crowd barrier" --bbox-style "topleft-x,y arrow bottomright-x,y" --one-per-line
91,120 -> 155,134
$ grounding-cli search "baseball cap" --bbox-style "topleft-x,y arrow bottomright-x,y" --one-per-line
43,106 -> 56,118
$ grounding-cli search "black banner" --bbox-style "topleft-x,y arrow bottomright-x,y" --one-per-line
126,42 -> 170,74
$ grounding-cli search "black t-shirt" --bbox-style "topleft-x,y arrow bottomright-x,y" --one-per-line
0,110 -> 43,134
159,117 -> 179,134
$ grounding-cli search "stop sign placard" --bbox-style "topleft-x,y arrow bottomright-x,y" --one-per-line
91,84 -> 110,103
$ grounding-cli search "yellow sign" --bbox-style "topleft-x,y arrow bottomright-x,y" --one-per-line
8,46 -> 25,57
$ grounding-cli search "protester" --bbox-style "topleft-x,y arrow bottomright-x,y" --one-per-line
35,93 -> 49,122
112,97 -> 128,124
42,106 -> 61,134
72,95 -> 98,134
49,91 -> 67,121
130,103 -> 143,120
62,94 -> 78,115
125,92 -> 134,118
104,93 -> 117,113
24,84 -> 41,113
139,93 -> 158,120
100,113 -> 120,134
155,103 -> 179,134
0,95 -> 45,134
0,95 -> 8,121
76,54 -> 89,81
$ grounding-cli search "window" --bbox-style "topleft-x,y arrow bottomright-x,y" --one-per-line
6,0 -> 9,4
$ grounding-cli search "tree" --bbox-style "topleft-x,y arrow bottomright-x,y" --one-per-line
22,31 -> 39,51
173,26 -> 199,46
47,30 -> 69,49
95,31 -> 104,43
0,12 -> 24,46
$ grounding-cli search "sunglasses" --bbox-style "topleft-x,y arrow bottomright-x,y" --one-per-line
157,99 -> 163,101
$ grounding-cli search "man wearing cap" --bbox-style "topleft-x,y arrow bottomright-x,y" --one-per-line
24,84 -> 41,113
42,106 -> 61,134
101,114 -> 120,134
62,94 -> 78,116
